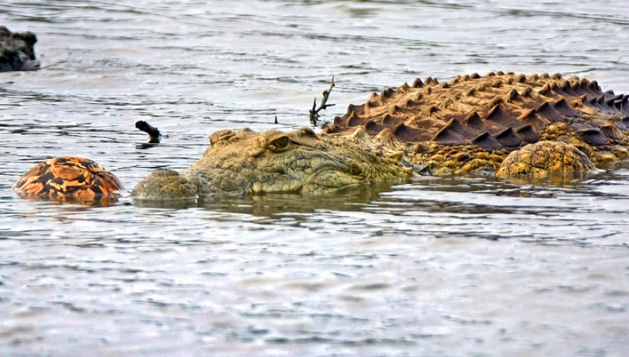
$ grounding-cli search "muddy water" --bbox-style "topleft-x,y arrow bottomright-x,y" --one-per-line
1,1 -> 629,356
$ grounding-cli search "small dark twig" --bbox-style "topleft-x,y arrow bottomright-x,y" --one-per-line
309,76 -> 336,126
135,120 -> 161,144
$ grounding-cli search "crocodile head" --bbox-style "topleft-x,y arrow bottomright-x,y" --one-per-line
131,127 -> 412,201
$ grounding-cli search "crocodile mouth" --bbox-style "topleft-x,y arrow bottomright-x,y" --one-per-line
246,162 -> 363,196
297,161 -> 368,195
234,153 -> 363,195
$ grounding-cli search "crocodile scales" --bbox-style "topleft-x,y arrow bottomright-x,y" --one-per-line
323,71 -> 629,176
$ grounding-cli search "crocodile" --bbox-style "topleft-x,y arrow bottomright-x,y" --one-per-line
12,72 -> 629,203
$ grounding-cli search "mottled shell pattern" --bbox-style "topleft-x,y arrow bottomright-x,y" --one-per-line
13,157 -> 122,203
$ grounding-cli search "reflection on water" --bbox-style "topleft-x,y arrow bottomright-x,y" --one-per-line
2,0 -> 629,356
132,182 -> 395,212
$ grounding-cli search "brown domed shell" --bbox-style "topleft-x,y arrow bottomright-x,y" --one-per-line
13,157 -> 122,202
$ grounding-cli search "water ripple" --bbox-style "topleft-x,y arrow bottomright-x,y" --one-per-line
2,0 -> 629,356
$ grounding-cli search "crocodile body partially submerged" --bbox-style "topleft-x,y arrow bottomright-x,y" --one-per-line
0,26 -> 39,72
13,72 -> 629,203
324,71 -> 628,176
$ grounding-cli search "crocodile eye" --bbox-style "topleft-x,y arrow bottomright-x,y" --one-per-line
268,135 -> 290,152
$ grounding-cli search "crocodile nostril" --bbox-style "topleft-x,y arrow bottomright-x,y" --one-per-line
349,161 -> 363,175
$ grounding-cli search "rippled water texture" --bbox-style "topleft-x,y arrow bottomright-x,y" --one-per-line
1,1 -> 629,356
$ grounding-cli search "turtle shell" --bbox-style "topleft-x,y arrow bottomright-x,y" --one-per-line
13,156 -> 122,203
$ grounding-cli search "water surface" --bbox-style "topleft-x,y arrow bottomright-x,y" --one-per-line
1,1 -> 629,356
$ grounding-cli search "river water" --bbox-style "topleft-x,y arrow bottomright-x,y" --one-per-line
1,1 -> 629,356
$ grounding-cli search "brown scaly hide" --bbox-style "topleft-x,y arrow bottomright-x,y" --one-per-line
323,72 -> 629,174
